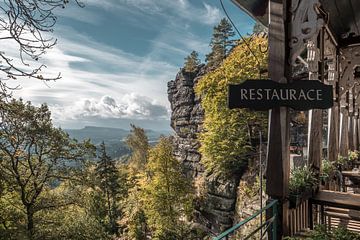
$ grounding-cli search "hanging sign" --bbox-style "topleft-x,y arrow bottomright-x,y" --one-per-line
228,80 -> 333,110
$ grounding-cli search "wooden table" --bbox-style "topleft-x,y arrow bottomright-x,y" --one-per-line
311,190 -> 360,211
309,190 -> 360,228
342,171 -> 360,178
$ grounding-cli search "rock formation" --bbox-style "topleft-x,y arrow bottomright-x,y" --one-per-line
167,65 -> 242,234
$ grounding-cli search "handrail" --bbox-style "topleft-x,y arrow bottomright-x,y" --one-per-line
213,199 -> 278,240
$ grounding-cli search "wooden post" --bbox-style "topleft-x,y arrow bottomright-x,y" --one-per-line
308,109 -> 322,169
349,114 -> 354,150
328,103 -> 340,162
358,117 -> 360,150
354,117 -> 358,150
326,31 -> 339,162
340,109 -> 349,156
349,89 -> 355,151
308,28 -> 324,172
266,0 -> 290,239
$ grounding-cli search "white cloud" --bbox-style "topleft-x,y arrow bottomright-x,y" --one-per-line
83,0 -> 222,26
203,3 -> 223,25
50,94 -> 169,121
6,26 -> 178,108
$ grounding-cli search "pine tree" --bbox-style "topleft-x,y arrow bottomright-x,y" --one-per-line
124,124 -> 150,239
206,18 -> 236,68
95,142 -> 122,235
184,50 -> 201,72
142,137 -> 193,239
126,124 -> 150,172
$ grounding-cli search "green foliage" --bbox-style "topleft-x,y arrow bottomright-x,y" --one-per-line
289,166 -> 317,195
184,50 -> 201,72
195,36 -> 268,176
284,225 -> 360,240
331,226 -> 360,240
206,18 -> 236,68
0,98 -> 96,239
95,142 -> 127,235
142,137 -> 193,239
320,159 -> 336,182
348,150 -> 359,162
126,124 -> 150,172
33,183 -> 110,240
336,155 -> 347,165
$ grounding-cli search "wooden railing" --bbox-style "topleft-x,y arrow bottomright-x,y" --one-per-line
288,200 -> 309,236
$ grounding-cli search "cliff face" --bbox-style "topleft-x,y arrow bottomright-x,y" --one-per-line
167,66 -> 240,233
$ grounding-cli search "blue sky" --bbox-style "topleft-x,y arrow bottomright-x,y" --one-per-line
9,0 -> 255,131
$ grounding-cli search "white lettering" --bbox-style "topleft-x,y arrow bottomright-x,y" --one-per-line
249,89 -> 256,100
307,89 -> 315,100
240,89 -> 248,100
271,90 -> 280,100
290,89 -> 296,100
264,89 -> 271,99
280,89 -> 288,100
298,90 -> 306,100
316,90 -> 323,100
256,89 -> 263,100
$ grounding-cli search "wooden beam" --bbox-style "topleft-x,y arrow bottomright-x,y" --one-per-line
266,0 -> 290,239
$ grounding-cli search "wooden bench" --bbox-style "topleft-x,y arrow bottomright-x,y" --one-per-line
309,190 -> 360,230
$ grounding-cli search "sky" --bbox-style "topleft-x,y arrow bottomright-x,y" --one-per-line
6,0 -> 255,131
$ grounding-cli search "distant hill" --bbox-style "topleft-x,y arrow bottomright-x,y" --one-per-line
64,126 -> 172,161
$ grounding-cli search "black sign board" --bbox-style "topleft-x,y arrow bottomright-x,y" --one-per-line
228,80 -> 333,110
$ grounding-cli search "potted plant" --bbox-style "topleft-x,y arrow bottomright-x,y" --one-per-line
335,155 -> 347,171
288,166 -> 317,208
348,150 -> 359,169
320,159 -> 336,187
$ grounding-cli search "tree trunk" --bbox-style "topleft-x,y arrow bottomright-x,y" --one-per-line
26,205 -> 35,239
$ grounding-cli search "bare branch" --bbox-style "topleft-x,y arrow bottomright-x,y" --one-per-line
0,0 -> 84,96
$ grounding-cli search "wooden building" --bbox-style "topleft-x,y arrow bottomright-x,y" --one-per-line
229,0 -> 360,239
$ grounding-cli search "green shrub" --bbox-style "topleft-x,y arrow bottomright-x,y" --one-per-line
289,166 -> 317,195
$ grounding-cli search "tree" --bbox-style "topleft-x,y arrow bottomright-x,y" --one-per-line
125,124 -> 150,172
0,0 -> 83,96
253,22 -> 267,34
184,51 -> 201,72
205,18 -> 236,68
196,35 -> 268,176
0,98 -> 95,238
142,137 -> 193,239
95,142 -> 124,235
123,125 -> 150,239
